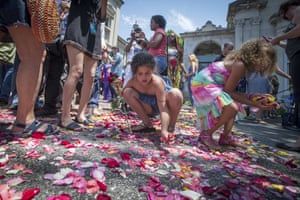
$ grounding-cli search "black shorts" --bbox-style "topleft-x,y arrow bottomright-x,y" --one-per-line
0,0 -> 31,31
290,51 -> 300,99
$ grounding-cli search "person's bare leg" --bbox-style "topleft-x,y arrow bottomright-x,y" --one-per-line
77,55 -> 98,121
206,103 -> 238,135
223,118 -> 235,136
61,45 -> 84,126
166,88 -> 183,131
198,103 -> 238,149
8,25 -> 45,132
123,88 -> 153,127
221,116 -> 246,148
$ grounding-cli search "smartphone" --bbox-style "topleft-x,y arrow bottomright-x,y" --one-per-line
263,36 -> 272,42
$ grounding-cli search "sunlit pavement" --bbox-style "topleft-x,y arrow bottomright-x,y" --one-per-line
0,100 -> 299,199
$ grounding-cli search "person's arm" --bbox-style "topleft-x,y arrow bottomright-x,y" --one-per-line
125,39 -> 134,53
180,62 -> 187,74
185,62 -> 196,78
155,79 -> 169,135
225,62 -> 275,110
146,32 -> 163,49
224,61 -> 265,108
175,36 -> 183,54
107,55 -> 113,63
271,7 -> 300,47
121,77 -> 134,96
99,0 -> 108,22
111,54 -> 122,66
276,65 -> 291,80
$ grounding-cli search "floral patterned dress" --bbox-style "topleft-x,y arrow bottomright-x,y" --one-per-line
191,62 -> 246,131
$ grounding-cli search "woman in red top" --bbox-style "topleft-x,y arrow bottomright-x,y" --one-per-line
147,15 -> 172,89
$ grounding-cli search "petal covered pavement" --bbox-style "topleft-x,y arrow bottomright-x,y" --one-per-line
0,102 -> 299,200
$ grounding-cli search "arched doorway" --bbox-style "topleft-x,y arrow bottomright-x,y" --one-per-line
194,40 -> 221,71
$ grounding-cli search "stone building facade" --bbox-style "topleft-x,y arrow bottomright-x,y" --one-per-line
103,0 -> 124,51
180,0 -> 290,99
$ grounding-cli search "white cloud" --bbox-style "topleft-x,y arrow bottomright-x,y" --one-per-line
168,10 -> 197,32
121,14 -> 149,31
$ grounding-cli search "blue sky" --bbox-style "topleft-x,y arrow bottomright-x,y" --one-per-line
118,0 -> 235,40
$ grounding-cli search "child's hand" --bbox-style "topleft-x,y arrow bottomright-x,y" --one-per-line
256,103 -> 275,111
250,93 -> 280,110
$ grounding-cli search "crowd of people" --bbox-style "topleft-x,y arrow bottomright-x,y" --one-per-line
0,0 -> 299,151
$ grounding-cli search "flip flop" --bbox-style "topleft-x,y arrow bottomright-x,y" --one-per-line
132,124 -> 156,133
59,121 -> 83,131
12,120 -> 60,137
74,117 -> 94,126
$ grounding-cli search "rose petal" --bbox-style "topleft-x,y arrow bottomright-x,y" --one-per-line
21,188 -> 40,200
46,194 -> 72,200
31,132 -> 46,139
90,167 -> 105,182
96,194 -> 111,200
101,158 -> 119,168
120,152 -> 131,161
179,190 -> 201,200
7,176 -> 25,186
86,180 -> 100,194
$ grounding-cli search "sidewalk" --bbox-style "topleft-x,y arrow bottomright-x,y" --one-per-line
0,102 -> 299,200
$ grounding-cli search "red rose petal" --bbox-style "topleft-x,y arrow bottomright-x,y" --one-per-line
21,188 -> 40,200
31,132 -> 46,139
97,181 -> 108,192
96,194 -> 111,200
120,152 -> 131,161
101,158 -> 120,168
46,194 -> 72,200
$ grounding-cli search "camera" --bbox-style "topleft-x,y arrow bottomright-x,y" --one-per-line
131,26 -> 143,38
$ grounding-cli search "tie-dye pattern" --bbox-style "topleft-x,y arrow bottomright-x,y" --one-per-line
191,62 -> 246,131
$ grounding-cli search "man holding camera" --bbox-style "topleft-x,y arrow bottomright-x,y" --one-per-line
123,26 -> 147,87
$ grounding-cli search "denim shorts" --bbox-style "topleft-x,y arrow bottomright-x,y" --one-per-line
0,0 -> 31,31
139,92 -> 160,116
154,56 -> 167,75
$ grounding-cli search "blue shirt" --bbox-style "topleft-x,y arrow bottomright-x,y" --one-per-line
111,53 -> 123,77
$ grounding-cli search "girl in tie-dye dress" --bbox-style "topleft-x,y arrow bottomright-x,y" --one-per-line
191,39 -> 278,149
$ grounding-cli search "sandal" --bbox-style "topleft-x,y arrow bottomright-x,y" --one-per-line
74,117 -> 94,126
132,124 -> 156,133
12,120 -> 60,138
198,131 -> 219,150
219,133 -> 246,148
59,120 -> 83,131
160,133 -> 175,144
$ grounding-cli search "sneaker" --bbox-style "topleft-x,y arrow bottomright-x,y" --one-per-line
198,131 -> 219,149
219,133 -> 239,146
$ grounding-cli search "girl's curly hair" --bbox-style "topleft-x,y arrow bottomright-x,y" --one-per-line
131,52 -> 156,75
224,39 -> 277,76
